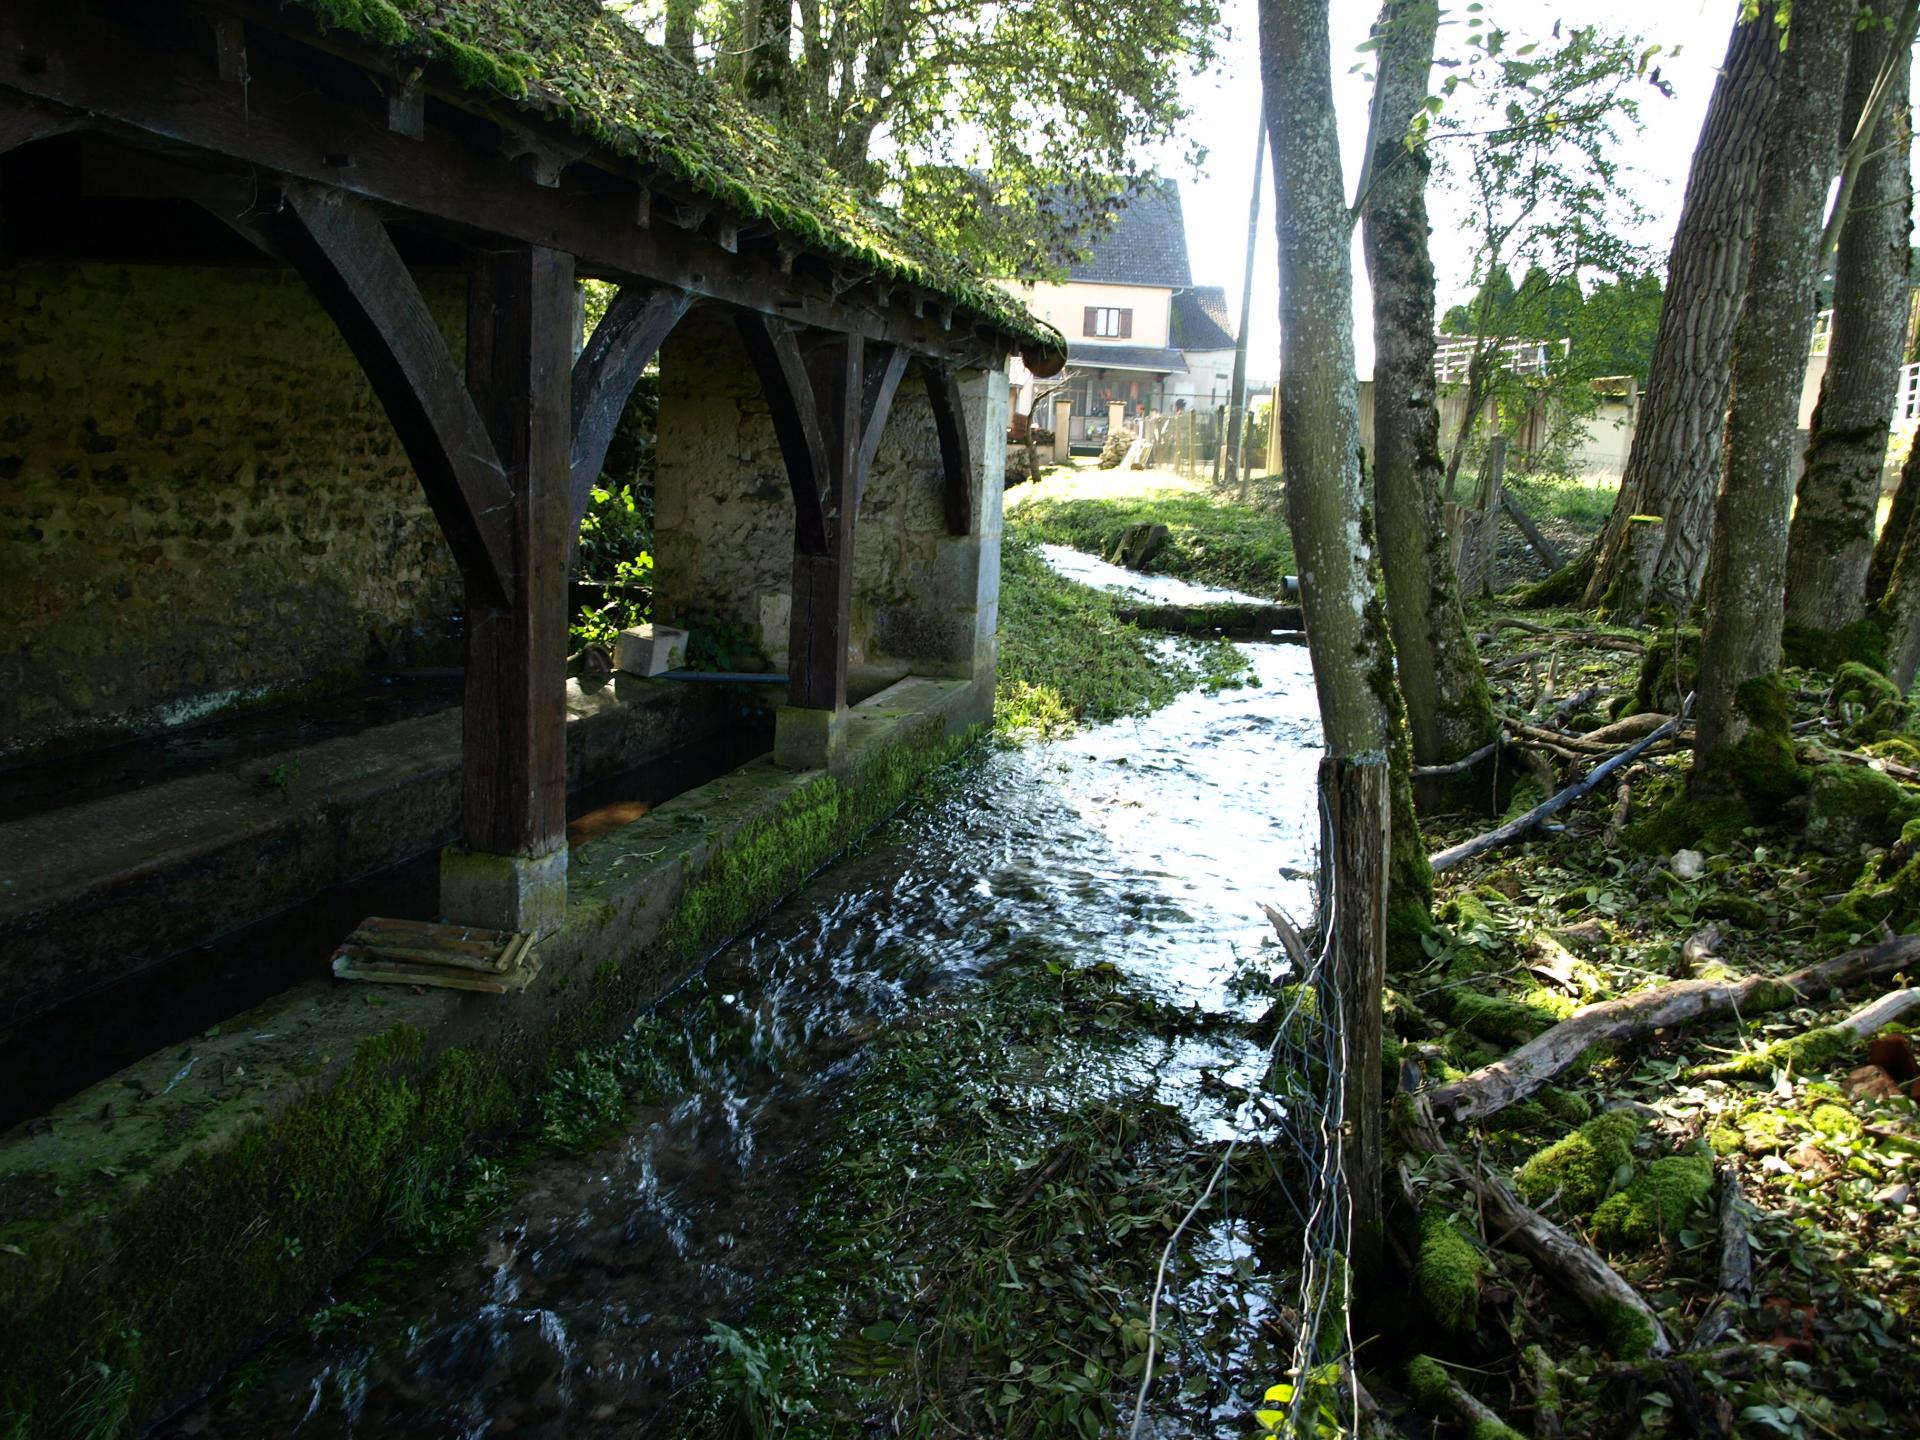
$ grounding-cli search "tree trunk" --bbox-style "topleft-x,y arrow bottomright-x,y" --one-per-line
1362,0 -> 1502,813
1877,438 -> 1920,684
1783,3 -> 1913,637
743,0 -> 792,119
1261,0 -> 1422,1267
1868,431 -> 1920,604
1696,0 -> 1855,787
1584,11 -> 1784,619
665,0 -> 696,67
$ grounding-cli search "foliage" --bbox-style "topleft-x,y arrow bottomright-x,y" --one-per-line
1425,20 -> 1663,476
993,528 -> 1250,738
636,0 -> 1223,277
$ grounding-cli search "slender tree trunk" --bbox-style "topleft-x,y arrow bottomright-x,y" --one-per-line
1877,436 -> 1920,683
1363,0 -> 1503,811
1784,4 -> 1913,637
743,0 -> 792,119
665,0 -> 696,67
1261,0 -> 1423,1270
1696,0 -> 1855,789
1584,11 -> 1785,619
1224,117 -> 1265,479
1869,431 -> 1920,603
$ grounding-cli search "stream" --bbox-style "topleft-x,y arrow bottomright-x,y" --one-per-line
161,551 -> 1324,1438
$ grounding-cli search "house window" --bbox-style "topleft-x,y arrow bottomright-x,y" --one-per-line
1083,306 -> 1133,339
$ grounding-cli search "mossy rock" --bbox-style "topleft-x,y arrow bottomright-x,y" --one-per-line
1591,1154 -> 1713,1250
1439,889 -> 1502,937
1405,1356 -> 1527,1440
1832,661 -> 1910,741
1622,792 -> 1753,855
1805,763 -> 1920,856
1514,1109 -> 1644,1215
1415,1208 -> 1486,1335
1865,735 -> 1920,768
1808,1101 -> 1861,1138
1696,892 -> 1768,928
1538,1086 -> 1593,1125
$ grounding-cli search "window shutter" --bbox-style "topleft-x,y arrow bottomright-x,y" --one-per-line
1119,309 -> 1133,339
1083,306 -> 1098,337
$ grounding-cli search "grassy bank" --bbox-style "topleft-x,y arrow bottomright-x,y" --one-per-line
1009,466 -> 1296,598
994,529 -> 1249,738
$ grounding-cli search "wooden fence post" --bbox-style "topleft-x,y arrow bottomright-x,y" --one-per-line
1320,753 -> 1391,1271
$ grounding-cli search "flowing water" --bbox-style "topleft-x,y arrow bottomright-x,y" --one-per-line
162,553 -> 1324,1439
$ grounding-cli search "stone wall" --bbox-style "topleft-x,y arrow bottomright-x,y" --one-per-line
652,303 -> 1007,687
0,261 -> 466,762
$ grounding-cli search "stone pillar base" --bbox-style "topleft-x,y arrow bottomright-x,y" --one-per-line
440,845 -> 568,937
773,704 -> 849,771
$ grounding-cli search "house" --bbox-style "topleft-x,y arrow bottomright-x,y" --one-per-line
1007,179 -> 1238,442
1166,285 -> 1239,414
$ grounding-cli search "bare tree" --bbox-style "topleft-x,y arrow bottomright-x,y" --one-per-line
1583,10 -> 1785,619
1696,0 -> 1856,792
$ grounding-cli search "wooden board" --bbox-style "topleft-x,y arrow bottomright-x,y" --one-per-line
330,916 -> 539,992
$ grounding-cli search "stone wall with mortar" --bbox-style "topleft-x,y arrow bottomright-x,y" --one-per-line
0,260 -> 467,762
652,303 -> 1007,686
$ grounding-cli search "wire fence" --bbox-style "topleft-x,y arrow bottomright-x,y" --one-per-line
1127,786 -> 1361,1439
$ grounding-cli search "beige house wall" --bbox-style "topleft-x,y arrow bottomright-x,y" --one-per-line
1009,279 -> 1173,350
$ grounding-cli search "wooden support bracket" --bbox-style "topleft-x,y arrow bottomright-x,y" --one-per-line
384,69 -> 425,140
0,97 -> 80,156
851,343 -> 909,513
266,182 -> 516,605
213,16 -> 249,84
569,284 -> 691,529
735,313 -> 831,553
923,361 -> 975,536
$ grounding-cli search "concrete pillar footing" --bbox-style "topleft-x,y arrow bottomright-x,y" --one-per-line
773,704 -> 850,771
439,845 -> 568,937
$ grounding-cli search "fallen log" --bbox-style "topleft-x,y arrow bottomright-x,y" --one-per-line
1423,936 -> 1920,1123
1111,601 -> 1304,637
1412,739 -> 1501,779
1689,1169 -> 1752,1352
1398,1098 -> 1672,1357
1407,1355 -> 1526,1439
1429,715 -> 1682,874
1691,986 -> 1920,1079
1547,684 -> 1601,726
1800,742 -> 1920,785
1501,491 -> 1564,571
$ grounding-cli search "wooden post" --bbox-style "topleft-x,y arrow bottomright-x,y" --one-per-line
446,244 -> 575,933
1321,753 -> 1390,1272
787,332 -> 862,717
1052,397 -> 1073,463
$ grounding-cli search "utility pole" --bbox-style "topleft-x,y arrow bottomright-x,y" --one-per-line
1220,111 -> 1266,482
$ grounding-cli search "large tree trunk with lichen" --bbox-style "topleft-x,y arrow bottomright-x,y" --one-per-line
1868,433 -> 1920,605
742,0 -> 792,118
1583,12 -> 1784,620
1363,0 -> 1501,812
1696,0 -> 1854,794
1783,4 -> 1913,638
665,0 -> 696,66
1262,0 -> 1422,1268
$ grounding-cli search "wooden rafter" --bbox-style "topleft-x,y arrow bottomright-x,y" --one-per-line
266,182 -> 516,604
922,361 -> 975,537
569,284 -> 690,529
0,97 -> 78,156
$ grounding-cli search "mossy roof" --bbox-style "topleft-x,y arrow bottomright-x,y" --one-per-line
286,0 -> 1060,355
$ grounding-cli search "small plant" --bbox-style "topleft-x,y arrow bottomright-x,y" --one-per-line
256,758 -> 301,801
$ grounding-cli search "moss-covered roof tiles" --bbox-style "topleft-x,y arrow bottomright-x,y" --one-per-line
287,0 -> 1060,354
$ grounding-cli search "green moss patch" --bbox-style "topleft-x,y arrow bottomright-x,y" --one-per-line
1805,763 -> 1920,856
1514,1109 -> 1644,1215
1415,1208 -> 1486,1335
1591,1154 -> 1713,1251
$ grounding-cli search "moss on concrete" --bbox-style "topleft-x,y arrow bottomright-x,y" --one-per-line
1415,1208 -> 1486,1335
1591,1154 -> 1713,1250
0,700 -> 981,1435
1514,1109 -> 1643,1215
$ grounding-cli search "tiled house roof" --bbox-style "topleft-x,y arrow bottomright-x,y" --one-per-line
1171,285 -> 1236,350
1067,181 -> 1194,289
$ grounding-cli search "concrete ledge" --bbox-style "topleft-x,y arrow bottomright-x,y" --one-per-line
0,673 -> 985,1436
0,675 -> 753,1024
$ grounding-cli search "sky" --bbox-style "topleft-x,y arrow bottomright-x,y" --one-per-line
1160,0 -> 1751,385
